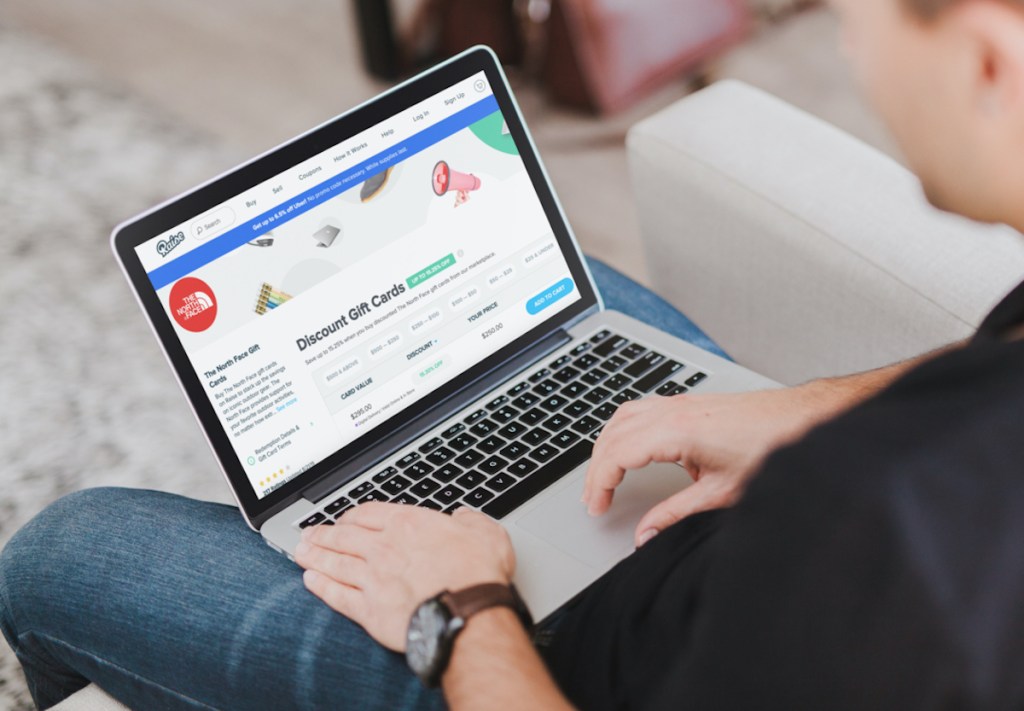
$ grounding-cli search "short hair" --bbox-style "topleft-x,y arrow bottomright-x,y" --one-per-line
904,0 -> 1023,20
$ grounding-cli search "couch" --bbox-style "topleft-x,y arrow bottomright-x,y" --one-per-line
53,79 -> 1024,711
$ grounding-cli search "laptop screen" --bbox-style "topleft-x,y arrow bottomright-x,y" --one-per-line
131,69 -> 583,501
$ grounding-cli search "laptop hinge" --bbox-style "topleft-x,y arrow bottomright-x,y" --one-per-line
301,328 -> 574,504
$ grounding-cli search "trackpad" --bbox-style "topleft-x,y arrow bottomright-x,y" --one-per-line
516,462 -> 693,568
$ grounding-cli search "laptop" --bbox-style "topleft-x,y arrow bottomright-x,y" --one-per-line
112,46 -> 777,621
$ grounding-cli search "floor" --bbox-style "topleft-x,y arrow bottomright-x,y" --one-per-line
3,0 -> 896,285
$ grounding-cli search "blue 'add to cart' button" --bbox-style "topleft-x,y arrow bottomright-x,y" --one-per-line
526,278 -> 575,315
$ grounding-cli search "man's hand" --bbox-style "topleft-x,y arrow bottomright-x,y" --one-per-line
583,383 -> 853,547
295,503 -> 515,651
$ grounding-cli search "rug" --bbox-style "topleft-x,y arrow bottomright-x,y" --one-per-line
0,26 -> 238,709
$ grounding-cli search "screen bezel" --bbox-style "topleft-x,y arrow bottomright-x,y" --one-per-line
112,47 -> 599,528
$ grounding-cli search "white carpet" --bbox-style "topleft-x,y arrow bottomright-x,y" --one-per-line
0,26 -> 236,709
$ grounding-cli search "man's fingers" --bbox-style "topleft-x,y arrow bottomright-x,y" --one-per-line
633,477 -> 737,547
303,569 -> 366,620
295,543 -> 371,589
305,520 -> 379,559
338,501 -> 398,530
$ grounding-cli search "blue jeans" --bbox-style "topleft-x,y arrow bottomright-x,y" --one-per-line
0,259 -> 725,710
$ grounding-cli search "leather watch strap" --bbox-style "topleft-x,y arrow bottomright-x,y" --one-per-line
440,583 -> 532,629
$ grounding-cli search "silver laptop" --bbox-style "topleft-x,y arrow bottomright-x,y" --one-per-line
112,46 -> 777,621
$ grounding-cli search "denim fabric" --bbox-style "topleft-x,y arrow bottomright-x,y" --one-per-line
0,259 -> 724,710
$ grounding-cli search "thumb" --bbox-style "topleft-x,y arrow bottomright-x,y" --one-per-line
634,479 -> 732,548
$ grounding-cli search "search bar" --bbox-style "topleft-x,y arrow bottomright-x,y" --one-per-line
191,207 -> 235,241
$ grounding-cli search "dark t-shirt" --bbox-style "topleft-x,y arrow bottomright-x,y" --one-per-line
545,282 -> 1024,709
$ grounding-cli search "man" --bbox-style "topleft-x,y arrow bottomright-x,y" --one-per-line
4,0 -> 1024,707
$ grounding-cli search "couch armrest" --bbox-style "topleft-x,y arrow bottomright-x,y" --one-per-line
626,80 -> 1024,385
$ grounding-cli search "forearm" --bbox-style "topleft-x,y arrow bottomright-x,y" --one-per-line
443,608 -> 573,711
795,340 -> 965,424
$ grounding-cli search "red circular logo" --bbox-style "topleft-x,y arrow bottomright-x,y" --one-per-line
169,277 -> 218,332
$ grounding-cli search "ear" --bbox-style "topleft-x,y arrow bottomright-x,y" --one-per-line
946,1 -> 1024,116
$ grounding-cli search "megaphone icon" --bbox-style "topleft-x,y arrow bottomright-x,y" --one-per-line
432,160 -> 481,207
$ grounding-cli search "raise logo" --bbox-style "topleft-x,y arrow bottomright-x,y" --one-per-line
156,230 -> 186,258
169,277 -> 218,332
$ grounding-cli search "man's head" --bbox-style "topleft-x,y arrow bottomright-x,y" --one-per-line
829,0 -> 1024,225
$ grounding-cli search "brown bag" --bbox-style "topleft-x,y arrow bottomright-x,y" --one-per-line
540,0 -> 751,113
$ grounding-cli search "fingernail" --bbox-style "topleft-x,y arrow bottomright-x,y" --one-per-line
303,569 -> 318,586
638,529 -> 659,546
295,542 -> 310,557
587,505 -> 599,517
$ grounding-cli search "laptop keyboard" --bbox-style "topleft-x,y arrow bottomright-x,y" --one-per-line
298,329 -> 706,529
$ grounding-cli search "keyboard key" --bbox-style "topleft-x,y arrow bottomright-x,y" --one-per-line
392,493 -> 418,506
418,437 -> 443,454
584,386 -> 612,405
491,406 -> 520,424
464,409 -> 488,424
574,353 -> 600,370
564,401 -> 591,418
656,381 -> 686,396
684,372 -> 708,387
463,487 -> 496,507
634,361 -> 685,393
456,470 -> 487,488
612,389 -> 642,405
350,481 -> 374,498
571,416 -> 601,434
470,419 -> 498,437
580,369 -> 609,386
455,450 -> 485,468
434,463 -> 463,483
449,434 -> 478,451
381,475 -> 412,496
498,421 -> 527,439
411,479 -> 442,498
552,430 -> 581,448
420,499 -> 443,511
561,381 -> 588,399
520,408 -> 546,426
570,342 -> 591,356
507,381 -> 530,396
531,444 -> 559,463
499,442 -> 530,460
605,374 -> 632,391
522,427 -> 552,446
590,329 -> 612,344
624,351 -> 666,378
396,452 -> 421,468
324,496 -> 351,515
434,485 -> 465,506
528,368 -> 551,383
590,428 -> 604,440
549,354 -> 572,369
602,355 -> 628,372
665,384 -> 688,396
553,366 -> 581,384
511,392 -> 540,409
593,335 -> 628,357
508,459 -> 538,477
405,462 -> 435,480
321,519 -> 336,526
542,414 -> 571,432
485,473 -> 517,492
372,467 -> 397,484
441,423 -> 466,439
480,455 -> 509,475
299,512 -> 327,528
426,447 -> 456,465
620,343 -> 647,360
478,435 -> 507,454
594,403 -> 618,420
334,505 -> 354,519
533,379 -> 559,396
484,441 -> 593,519
443,504 -> 462,515
487,395 -> 509,410
359,490 -> 388,503
540,395 -> 569,412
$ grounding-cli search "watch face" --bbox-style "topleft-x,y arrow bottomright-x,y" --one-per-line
406,598 -> 451,682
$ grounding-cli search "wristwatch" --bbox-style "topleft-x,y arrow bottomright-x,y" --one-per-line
406,582 -> 533,687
